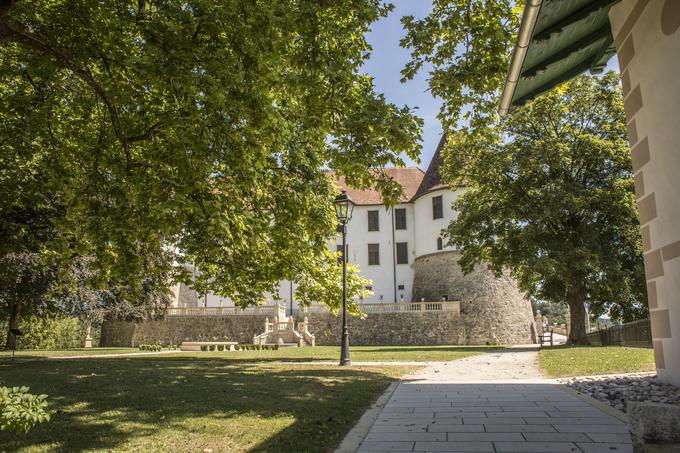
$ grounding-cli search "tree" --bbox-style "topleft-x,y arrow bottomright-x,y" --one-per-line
0,1 -> 422,310
443,74 -> 646,344
0,253 -> 55,350
294,249 -> 372,316
401,0 -> 519,134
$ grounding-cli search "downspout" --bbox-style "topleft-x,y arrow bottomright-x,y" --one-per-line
391,208 -> 397,303
498,0 -> 543,116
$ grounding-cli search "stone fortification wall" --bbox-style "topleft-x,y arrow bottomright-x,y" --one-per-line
306,311 -> 465,346
100,315 -> 270,347
100,307 -> 530,347
412,251 -> 536,345
101,250 -> 536,347
100,311 -> 467,347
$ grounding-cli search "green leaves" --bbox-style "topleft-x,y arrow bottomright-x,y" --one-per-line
401,0 -> 519,133
0,385 -> 51,434
1,1 -> 421,308
444,74 -> 646,323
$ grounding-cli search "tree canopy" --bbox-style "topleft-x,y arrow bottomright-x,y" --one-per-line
443,74 -> 646,343
0,1 -> 422,310
401,0 -> 519,134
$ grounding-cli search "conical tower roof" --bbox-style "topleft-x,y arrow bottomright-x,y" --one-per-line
412,134 -> 449,200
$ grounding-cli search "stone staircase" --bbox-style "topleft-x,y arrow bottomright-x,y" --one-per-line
252,305 -> 315,347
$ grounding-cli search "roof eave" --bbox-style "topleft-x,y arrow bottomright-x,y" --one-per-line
498,0 -> 544,117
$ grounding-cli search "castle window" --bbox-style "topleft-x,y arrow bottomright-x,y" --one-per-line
432,195 -> 443,219
368,210 -> 380,231
368,243 -> 380,265
398,284 -> 405,290
437,237 -> 443,250
396,242 -> 408,264
394,208 -> 407,230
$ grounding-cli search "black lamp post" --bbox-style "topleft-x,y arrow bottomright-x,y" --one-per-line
334,190 -> 354,366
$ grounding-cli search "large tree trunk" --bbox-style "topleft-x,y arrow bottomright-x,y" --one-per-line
5,300 -> 21,350
566,286 -> 589,345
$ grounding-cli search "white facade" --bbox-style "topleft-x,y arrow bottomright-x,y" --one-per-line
334,188 -> 463,304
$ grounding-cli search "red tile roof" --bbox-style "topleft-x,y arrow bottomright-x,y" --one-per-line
333,167 -> 426,205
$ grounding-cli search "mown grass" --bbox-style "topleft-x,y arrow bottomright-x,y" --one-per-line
0,347 -> 138,358
1,344 -> 498,362
539,345 -> 655,377
172,345 -> 499,362
0,355 -> 419,452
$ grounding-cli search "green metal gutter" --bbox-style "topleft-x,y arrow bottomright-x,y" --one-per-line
499,0 -> 619,116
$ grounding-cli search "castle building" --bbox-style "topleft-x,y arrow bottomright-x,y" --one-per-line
171,136 -> 461,309
330,136 -> 460,305
111,137 -> 537,346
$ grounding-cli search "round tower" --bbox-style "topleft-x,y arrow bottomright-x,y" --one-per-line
412,250 -> 536,345
410,135 -> 536,345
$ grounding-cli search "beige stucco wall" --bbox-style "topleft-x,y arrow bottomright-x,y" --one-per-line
609,0 -> 680,385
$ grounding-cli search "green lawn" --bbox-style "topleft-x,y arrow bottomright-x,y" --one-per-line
0,355 -> 418,452
539,346 -> 656,377
1,345 -> 497,362
0,347 -> 138,358
173,345 -> 498,362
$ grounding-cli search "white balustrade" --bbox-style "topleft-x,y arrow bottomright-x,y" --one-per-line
300,300 -> 460,315
166,301 -> 460,317
166,305 -> 279,317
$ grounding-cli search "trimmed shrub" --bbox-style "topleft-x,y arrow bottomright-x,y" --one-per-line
200,345 -> 207,351
209,344 -> 216,351
273,344 -> 279,351
139,344 -> 162,352
217,344 -> 224,351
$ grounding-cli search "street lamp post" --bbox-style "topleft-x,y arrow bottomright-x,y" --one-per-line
333,190 -> 354,367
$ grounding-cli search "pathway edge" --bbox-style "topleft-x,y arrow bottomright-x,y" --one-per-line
334,381 -> 400,453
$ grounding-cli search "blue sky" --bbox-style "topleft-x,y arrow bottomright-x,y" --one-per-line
363,0 -> 441,169
362,1 -> 620,170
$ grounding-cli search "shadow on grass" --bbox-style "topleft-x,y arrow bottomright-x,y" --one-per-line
0,357 -> 399,452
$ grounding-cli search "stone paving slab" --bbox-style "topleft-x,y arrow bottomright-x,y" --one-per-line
356,382 -> 632,453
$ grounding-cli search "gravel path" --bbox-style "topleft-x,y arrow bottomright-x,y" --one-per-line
404,345 -> 546,382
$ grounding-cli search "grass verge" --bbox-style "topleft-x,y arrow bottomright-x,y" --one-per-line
0,347 -> 139,358
0,345 -> 497,362
172,345 -> 498,362
539,345 -> 655,377
0,354 -> 418,452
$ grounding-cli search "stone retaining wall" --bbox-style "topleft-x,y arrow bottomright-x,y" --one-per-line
100,315 -> 270,347
101,309 -> 520,347
306,311 -> 465,346
101,250 -> 537,347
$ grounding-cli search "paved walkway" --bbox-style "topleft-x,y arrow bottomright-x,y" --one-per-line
355,346 -> 632,453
